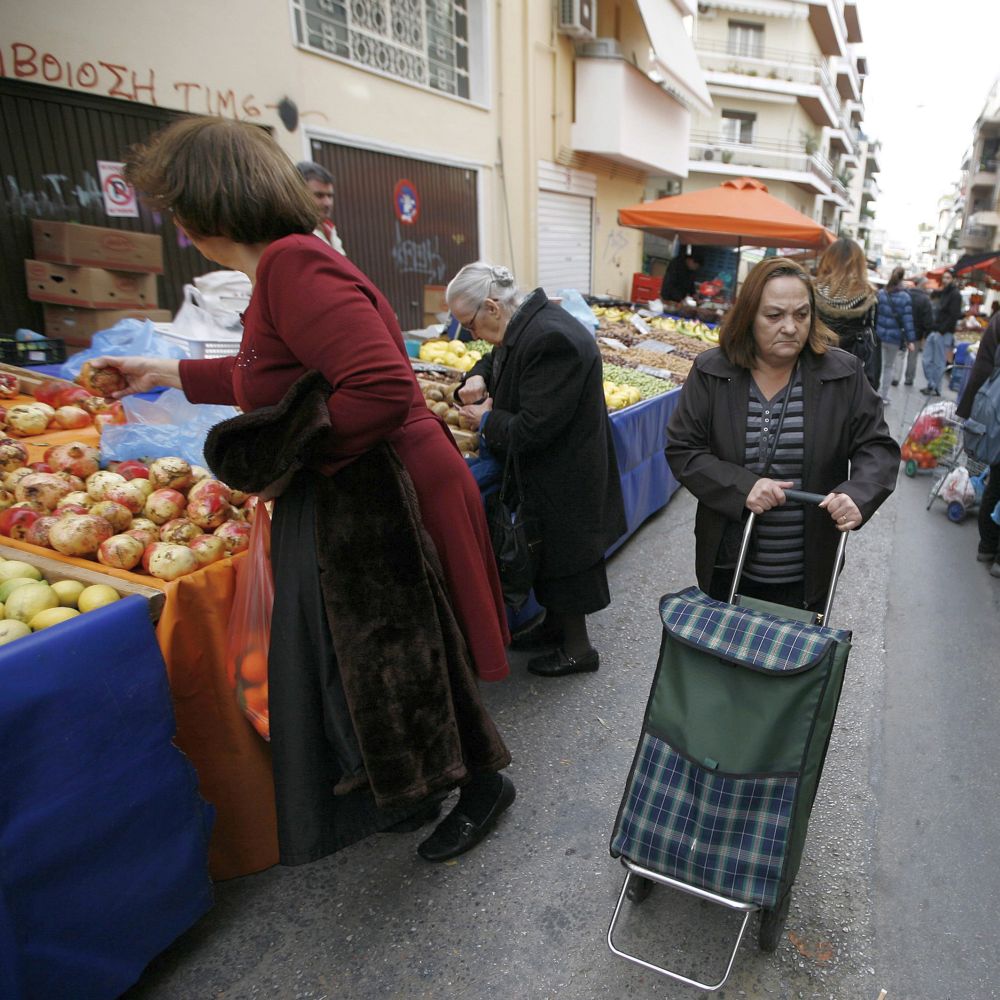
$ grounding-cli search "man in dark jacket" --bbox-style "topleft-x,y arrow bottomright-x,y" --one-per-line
922,270 -> 963,395
904,276 -> 934,386
660,248 -> 703,302
956,312 -> 1000,576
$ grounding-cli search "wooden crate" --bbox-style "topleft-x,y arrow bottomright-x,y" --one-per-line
0,543 -> 165,623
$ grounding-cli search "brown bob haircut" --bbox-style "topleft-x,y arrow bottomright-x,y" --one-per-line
124,116 -> 320,244
719,257 -> 837,369
814,236 -> 872,299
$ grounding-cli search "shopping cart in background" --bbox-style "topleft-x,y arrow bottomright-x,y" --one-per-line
607,491 -> 852,991
901,399 -> 964,480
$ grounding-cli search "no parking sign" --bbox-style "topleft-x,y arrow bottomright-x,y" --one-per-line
97,160 -> 139,218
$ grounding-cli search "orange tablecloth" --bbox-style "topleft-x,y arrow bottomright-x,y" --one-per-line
9,414 -> 278,880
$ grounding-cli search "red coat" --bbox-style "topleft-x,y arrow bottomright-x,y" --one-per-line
180,235 -> 510,680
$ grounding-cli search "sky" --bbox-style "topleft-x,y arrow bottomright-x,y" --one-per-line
859,0 -> 1000,252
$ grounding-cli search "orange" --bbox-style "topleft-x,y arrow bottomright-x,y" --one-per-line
239,649 -> 269,686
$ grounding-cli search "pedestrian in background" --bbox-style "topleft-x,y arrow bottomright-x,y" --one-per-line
922,269 -> 962,396
875,267 -> 916,404
904,276 -> 934,387
659,247 -> 703,303
296,160 -> 346,256
956,310 -> 1000,577
813,237 -> 879,389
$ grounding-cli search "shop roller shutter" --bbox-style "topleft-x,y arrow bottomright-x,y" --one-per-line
537,189 -> 593,296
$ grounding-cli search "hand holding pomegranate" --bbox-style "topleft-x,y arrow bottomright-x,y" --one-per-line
86,356 -> 183,398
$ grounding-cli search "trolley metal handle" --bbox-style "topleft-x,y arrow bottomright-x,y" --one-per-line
727,489 -> 849,625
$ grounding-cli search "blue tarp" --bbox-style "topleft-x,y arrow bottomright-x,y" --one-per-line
0,596 -> 214,1000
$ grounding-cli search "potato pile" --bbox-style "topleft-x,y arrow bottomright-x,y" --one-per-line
415,372 -> 479,459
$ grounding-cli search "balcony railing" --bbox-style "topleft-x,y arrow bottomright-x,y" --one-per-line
688,131 -> 849,200
693,37 -> 839,109
960,224 -> 993,250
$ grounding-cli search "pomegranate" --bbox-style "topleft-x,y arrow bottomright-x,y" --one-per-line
76,362 -> 127,397
24,515 -> 60,548
48,514 -> 115,558
9,500 -> 46,513
0,489 -> 16,511
78,395 -> 113,416
229,488 -> 251,506
28,462 -> 53,474
144,542 -> 200,581
143,488 -> 186,525
126,525 -> 160,550
53,385 -> 94,409
5,404 -> 49,437
213,520 -> 252,555
0,508 -> 41,540
115,459 -> 150,481
58,491 -> 94,509
54,473 -> 86,492
190,465 -> 211,483
94,404 -> 126,429
131,478 -> 155,499
97,533 -> 145,571
88,500 -> 133,533
242,495 -> 261,523
147,457 -> 194,491
188,534 -> 226,566
4,468 -> 33,491
188,477 -> 233,505
14,473 -> 72,510
0,373 -> 20,399
0,439 -> 29,473
85,470 -> 126,502
130,516 -> 159,535
105,481 -> 148,514
54,405 -> 92,430
159,518 -> 203,544
186,494 -> 233,530
44,442 -> 101,479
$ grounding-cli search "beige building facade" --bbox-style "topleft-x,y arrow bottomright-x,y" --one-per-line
1,0 -> 710,332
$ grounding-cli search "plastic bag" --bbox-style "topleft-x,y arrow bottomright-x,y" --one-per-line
557,288 -> 599,334
226,504 -> 273,741
100,388 -> 238,468
939,467 -> 975,507
57,318 -> 188,380
172,281 -> 246,342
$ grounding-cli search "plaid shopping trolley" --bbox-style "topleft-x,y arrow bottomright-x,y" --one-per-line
608,491 -> 853,991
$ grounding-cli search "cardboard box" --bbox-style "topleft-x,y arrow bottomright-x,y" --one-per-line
25,260 -> 158,310
43,305 -> 172,346
32,219 -> 164,274
423,284 -> 448,326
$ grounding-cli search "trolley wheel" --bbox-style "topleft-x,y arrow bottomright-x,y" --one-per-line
904,459 -> 918,477
947,501 -> 967,523
758,889 -> 792,953
625,873 -> 654,905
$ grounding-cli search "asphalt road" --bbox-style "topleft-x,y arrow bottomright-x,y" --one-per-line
123,379 -> 1000,1000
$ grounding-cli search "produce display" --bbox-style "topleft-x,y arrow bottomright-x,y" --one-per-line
417,338 -> 485,373
0,441 -> 258,581
0,552 -> 123,646
411,367 -> 480,458
901,403 -> 960,475
0,370 -> 125,436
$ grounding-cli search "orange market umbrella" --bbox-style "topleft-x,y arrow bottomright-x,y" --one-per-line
618,177 -> 836,251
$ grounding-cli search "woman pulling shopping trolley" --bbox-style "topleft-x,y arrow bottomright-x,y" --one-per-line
607,258 -> 899,989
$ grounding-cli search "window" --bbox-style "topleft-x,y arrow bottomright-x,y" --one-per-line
292,0 -> 478,101
727,20 -> 764,58
721,110 -> 755,145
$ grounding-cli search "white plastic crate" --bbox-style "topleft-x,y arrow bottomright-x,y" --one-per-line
152,322 -> 242,360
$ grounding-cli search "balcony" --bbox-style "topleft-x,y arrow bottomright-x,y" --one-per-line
835,55 -> 861,103
970,159 -> 998,191
959,223 -> 995,251
807,0 -> 847,57
862,174 -> 879,201
570,55 -> 692,176
687,131 -> 849,205
694,38 -> 839,128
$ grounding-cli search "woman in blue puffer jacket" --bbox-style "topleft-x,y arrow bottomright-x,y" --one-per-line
875,266 -> 916,404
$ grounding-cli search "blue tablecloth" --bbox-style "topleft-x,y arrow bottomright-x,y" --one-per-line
0,596 -> 214,1000
607,387 -> 682,554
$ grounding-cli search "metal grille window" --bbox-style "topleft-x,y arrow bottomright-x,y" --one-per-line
721,111 -> 756,145
293,0 -> 472,100
727,20 -> 764,58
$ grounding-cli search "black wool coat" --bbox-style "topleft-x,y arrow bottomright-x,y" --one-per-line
666,346 -> 900,607
468,289 -> 626,578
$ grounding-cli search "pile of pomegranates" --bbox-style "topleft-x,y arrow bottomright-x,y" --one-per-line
0,442 -> 258,582
0,377 -> 126,437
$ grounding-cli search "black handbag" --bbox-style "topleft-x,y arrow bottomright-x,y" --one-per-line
485,450 -> 542,609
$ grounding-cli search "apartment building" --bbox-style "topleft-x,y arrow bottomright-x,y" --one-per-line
1,1 -> 709,337
956,76 -> 1000,256
668,0 -> 871,241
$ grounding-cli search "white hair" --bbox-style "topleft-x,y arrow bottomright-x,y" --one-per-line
446,261 -> 525,319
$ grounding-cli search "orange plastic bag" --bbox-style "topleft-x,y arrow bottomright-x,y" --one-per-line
225,502 -> 273,740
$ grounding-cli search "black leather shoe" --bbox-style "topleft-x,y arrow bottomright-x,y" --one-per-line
527,646 -> 600,677
625,874 -> 654,903
417,775 -> 516,862
904,379 -> 914,386
510,614 -> 564,650
891,378 -> 899,387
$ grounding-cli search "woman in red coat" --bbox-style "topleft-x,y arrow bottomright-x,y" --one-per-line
93,117 -> 515,865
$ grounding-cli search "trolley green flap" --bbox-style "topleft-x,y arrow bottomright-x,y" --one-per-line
649,589 -> 852,775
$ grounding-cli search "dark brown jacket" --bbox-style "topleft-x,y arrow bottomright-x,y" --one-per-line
666,346 -> 900,606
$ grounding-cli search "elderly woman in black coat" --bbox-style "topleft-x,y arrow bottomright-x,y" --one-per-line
666,257 -> 900,611
447,262 -> 626,677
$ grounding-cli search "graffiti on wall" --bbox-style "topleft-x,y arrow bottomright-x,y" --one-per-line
391,222 -> 446,284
